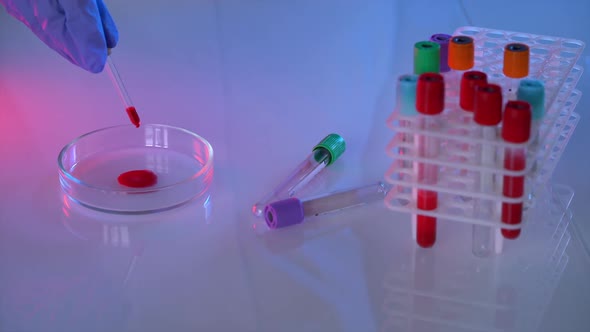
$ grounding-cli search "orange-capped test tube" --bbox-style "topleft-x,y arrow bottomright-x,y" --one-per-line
449,36 -> 475,70
503,43 -> 530,100
447,35 -> 475,87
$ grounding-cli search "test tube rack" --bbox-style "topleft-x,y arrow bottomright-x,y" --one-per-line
384,26 -> 585,252
380,184 -> 573,332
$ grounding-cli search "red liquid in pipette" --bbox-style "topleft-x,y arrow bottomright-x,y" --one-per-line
126,106 -> 141,128
417,190 -> 437,248
118,170 -> 157,188
501,150 -> 526,239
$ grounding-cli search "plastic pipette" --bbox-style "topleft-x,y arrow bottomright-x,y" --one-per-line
472,84 -> 503,257
501,100 -> 532,239
251,134 -> 346,217
105,49 -> 141,128
415,73 -> 445,248
264,181 -> 390,229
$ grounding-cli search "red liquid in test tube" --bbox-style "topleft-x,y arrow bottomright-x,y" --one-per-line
415,73 -> 445,248
500,100 -> 532,239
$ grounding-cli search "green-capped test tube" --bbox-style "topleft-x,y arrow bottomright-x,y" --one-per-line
251,134 -> 346,217
414,41 -> 441,75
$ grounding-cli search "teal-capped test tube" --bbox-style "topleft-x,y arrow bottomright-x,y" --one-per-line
251,134 -> 346,217
516,79 -> 545,148
397,74 -> 419,156
414,41 -> 441,75
398,74 -> 419,116
396,74 -> 420,240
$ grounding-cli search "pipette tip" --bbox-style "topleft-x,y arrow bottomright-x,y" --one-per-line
126,106 -> 141,128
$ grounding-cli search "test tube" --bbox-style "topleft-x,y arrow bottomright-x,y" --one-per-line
413,41 -> 441,75
396,74 -> 420,240
251,134 -> 346,217
430,33 -> 452,73
397,74 -> 419,164
263,181 -> 390,229
459,71 -> 488,123
456,71 -> 488,171
501,101 -> 532,239
516,79 -> 545,150
415,73 -> 445,248
503,43 -> 530,101
472,84 -> 503,257
448,36 -> 475,86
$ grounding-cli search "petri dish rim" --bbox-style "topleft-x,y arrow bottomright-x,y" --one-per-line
57,123 -> 214,193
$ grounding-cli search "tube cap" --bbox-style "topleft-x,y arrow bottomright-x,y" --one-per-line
503,43 -> 530,78
502,101 -> 532,143
398,74 -> 418,116
313,133 -> 346,166
448,36 -> 475,70
474,84 -> 503,126
416,73 -> 445,115
517,79 -> 545,121
264,198 -> 305,229
414,41 -> 441,74
460,71 -> 488,111
430,33 -> 451,73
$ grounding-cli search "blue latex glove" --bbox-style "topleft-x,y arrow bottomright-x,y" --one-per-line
0,0 -> 119,73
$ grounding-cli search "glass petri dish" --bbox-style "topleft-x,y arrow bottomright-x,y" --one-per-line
58,124 -> 213,214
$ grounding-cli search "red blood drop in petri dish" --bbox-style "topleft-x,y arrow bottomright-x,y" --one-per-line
117,170 -> 158,188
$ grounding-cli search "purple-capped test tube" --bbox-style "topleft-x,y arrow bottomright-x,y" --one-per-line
430,33 -> 451,73
263,181 -> 390,229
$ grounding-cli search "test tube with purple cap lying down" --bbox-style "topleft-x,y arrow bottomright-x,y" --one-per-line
263,181 -> 390,229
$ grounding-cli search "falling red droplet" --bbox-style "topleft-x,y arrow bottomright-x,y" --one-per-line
118,169 -> 157,188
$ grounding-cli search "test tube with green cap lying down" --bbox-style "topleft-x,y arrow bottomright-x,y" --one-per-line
251,133 -> 346,217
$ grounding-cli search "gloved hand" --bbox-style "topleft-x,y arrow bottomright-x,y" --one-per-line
0,0 -> 119,73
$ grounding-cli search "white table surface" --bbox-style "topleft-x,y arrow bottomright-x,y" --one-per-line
1,1 -> 589,331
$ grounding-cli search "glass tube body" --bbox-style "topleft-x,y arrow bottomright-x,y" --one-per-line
416,115 -> 441,248
472,125 -> 499,257
501,145 -> 527,239
252,148 -> 330,217
302,181 -> 389,218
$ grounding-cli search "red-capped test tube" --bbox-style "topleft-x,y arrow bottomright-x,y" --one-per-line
472,84 -> 503,257
459,71 -> 488,123
415,73 -> 445,248
456,71 -> 489,176
501,101 -> 532,239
